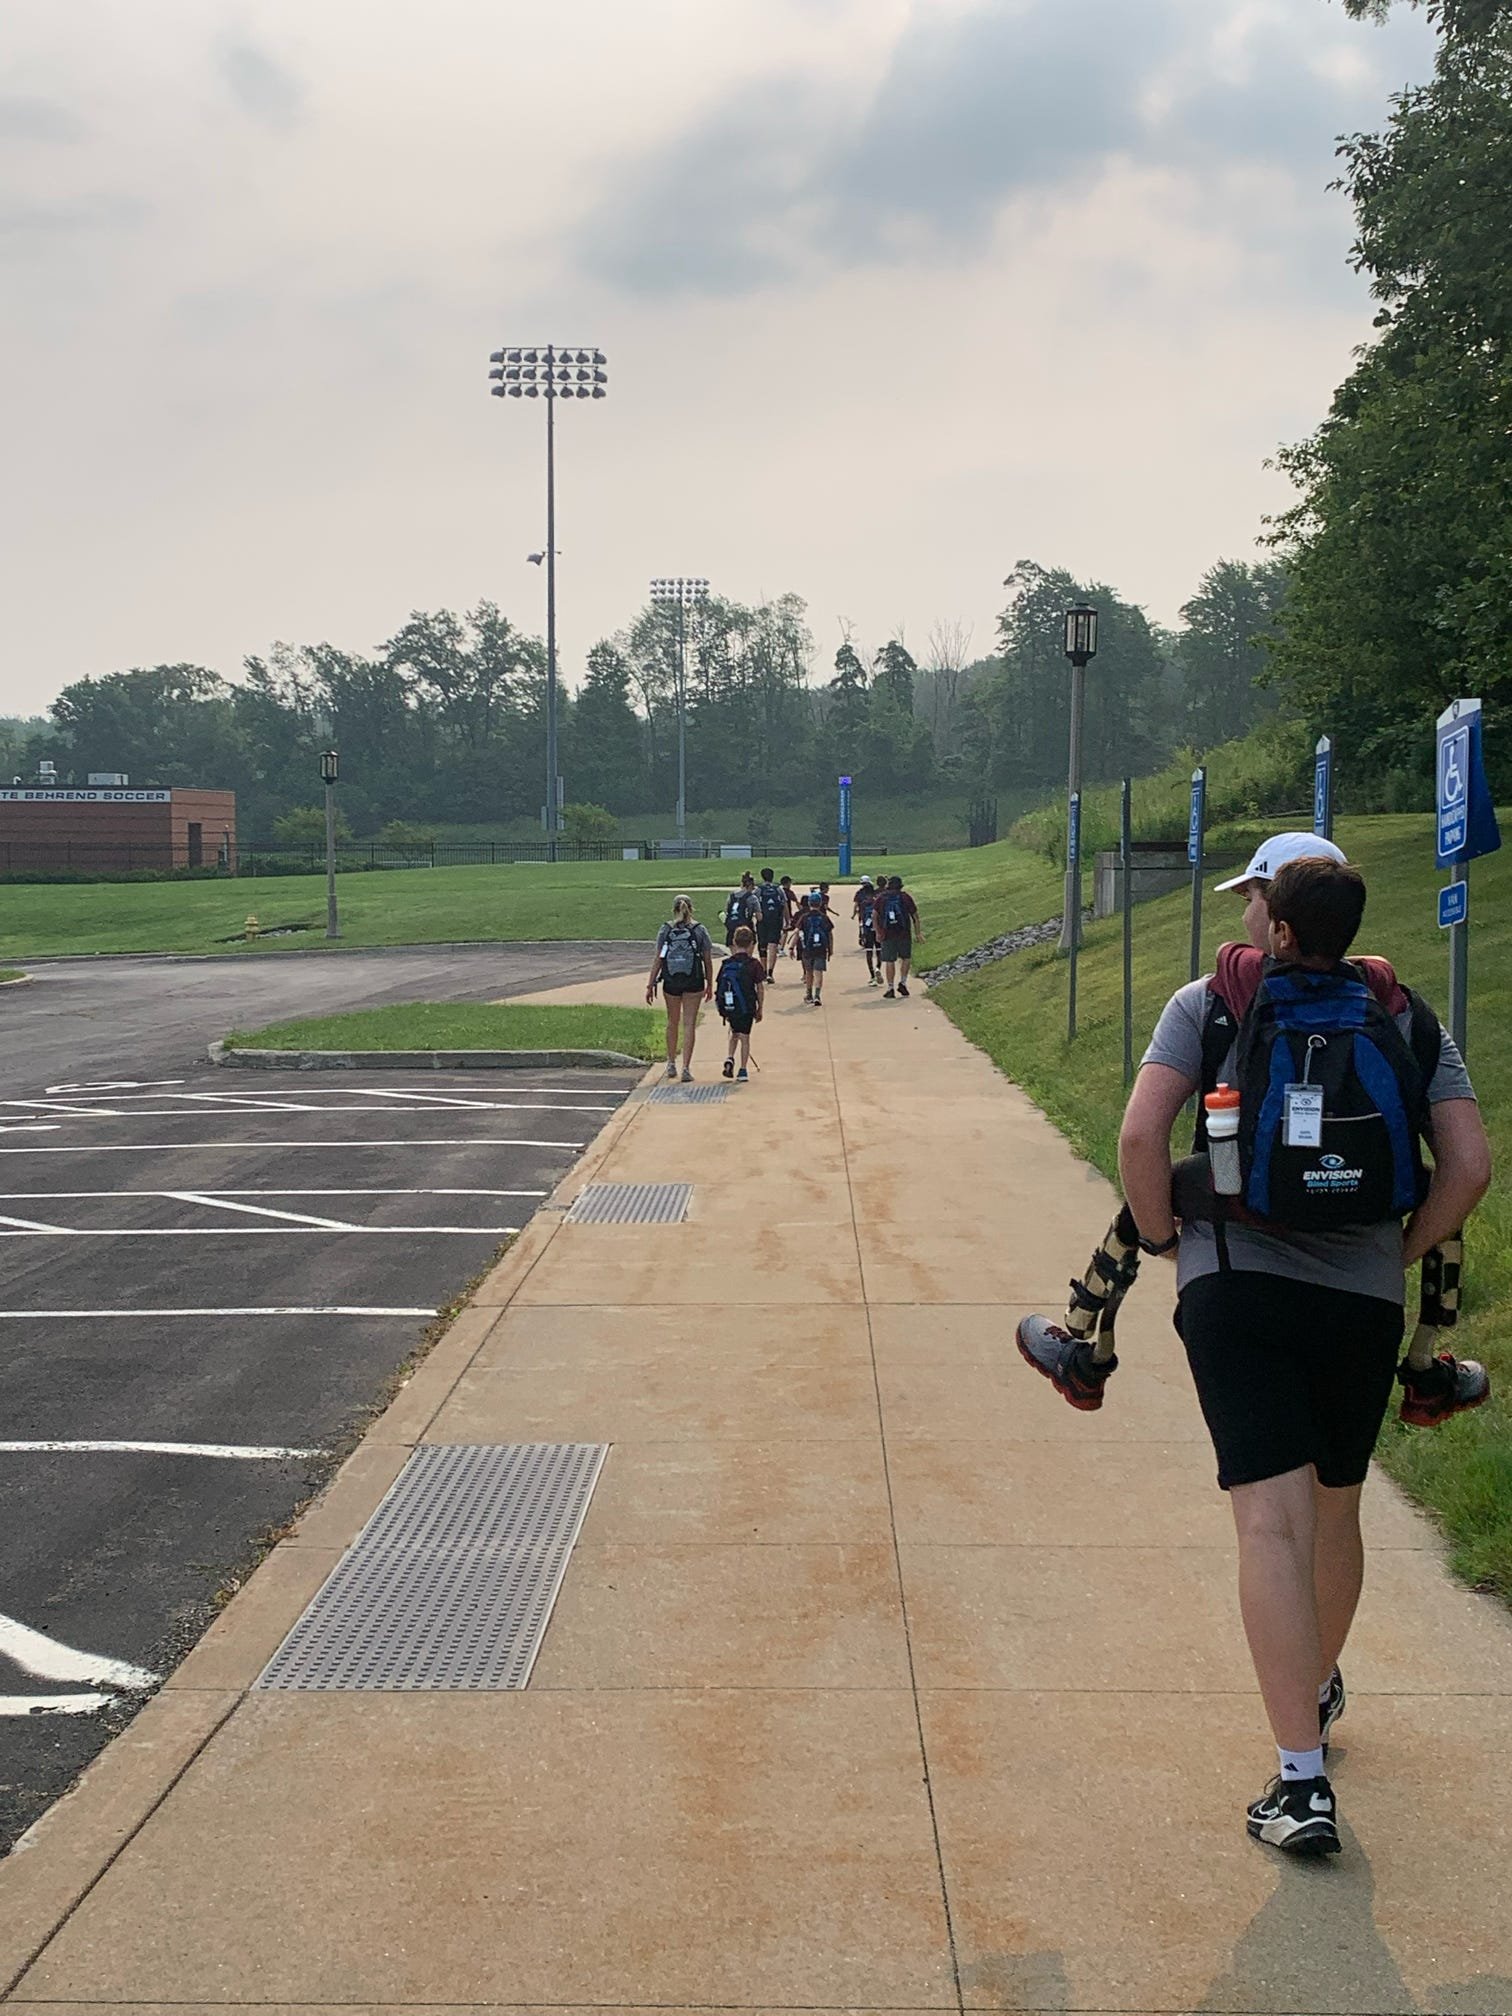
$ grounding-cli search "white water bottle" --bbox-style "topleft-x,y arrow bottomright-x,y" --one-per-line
1205,1085 -> 1243,1197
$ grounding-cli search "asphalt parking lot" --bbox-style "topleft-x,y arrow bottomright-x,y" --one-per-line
0,946 -> 643,1854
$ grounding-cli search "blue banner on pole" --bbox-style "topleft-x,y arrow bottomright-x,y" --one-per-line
1436,700 -> 1501,867
1187,769 -> 1206,866
1068,792 -> 1082,869
1313,737 -> 1333,839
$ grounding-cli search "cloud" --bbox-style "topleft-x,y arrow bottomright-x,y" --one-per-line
0,195 -> 148,243
220,39 -> 305,131
0,95 -> 86,143
573,0 -> 1430,298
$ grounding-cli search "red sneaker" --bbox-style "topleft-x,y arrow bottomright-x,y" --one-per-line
1397,1352 -> 1490,1427
1016,1316 -> 1116,1412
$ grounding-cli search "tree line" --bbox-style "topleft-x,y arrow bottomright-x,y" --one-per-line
5,556 -> 1285,842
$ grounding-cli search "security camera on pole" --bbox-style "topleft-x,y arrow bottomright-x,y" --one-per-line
1060,603 -> 1099,1039
488,343 -> 609,861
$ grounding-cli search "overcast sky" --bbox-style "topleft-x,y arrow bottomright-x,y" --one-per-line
1,0 -> 1435,717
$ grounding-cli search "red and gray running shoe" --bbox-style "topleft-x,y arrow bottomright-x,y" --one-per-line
1015,1316 -> 1117,1412
1397,1352 -> 1490,1427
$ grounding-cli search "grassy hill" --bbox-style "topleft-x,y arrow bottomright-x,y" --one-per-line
928,813 -> 1512,1597
0,838 -> 1060,961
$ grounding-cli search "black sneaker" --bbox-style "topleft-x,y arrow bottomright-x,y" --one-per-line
722,1058 -> 734,1080
898,982 -> 910,997
1319,1666 -> 1345,1754
1246,1775 -> 1341,1857
1397,1351 -> 1491,1427
883,987 -> 896,999
1015,1316 -> 1117,1411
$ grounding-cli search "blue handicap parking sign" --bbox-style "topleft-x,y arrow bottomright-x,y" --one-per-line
1436,699 -> 1501,868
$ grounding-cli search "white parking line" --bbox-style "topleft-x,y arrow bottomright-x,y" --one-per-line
41,1085 -> 616,1103
0,1306 -> 437,1317
167,1191 -> 361,1230
0,1612 -> 159,1692
46,1080 -> 184,1093
0,1138 -> 587,1154
0,1440 -> 321,1459
1,1692 -> 115,1718
0,1188 -> 549,1200
0,1226 -> 520,1238
0,1102 -> 613,1118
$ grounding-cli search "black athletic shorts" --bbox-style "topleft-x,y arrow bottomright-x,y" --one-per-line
1175,1270 -> 1404,1491
757,924 -> 782,950
724,1013 -> 755,1036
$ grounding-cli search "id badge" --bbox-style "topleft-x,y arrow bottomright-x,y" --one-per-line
1284,1084 -> 1324,1148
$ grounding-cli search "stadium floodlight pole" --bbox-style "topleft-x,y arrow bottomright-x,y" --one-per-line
1059,602 -> 1099,965
488,343 -> 608,860
649,576 -> 710,853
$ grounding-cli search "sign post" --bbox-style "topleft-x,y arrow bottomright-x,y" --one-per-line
1067,792 -> 1081,1042
837,775 -> 852,879
1314,736 -> 1334,841
1188,766 -> 1207,984
1435,699 -> 1501,1059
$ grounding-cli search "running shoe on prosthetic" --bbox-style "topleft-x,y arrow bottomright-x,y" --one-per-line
1396,1233 -> 1491,1427
1016,1203 -> 1141,1411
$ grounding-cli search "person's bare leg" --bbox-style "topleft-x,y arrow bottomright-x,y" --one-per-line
899,953 -> 912,985
883,959 -> 896,990
1229,1466 -> 1324,1753
1313,1480 -> 1367,1679
726,1023 -> 738,1065
681,997 -> 700,1071
739,1029 -> 752,1070
664,995 -> 681,1067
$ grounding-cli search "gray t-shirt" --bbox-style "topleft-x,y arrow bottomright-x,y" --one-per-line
1143,979 -> 1475,1305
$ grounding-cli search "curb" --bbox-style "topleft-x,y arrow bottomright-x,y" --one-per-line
208,1041 -> 646,1072
0,974 -> 33,989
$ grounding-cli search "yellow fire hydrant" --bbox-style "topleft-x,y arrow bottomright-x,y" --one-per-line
245,914 -> 260,941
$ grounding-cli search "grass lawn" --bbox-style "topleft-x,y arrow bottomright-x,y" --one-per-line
0,968 -> 26,983
929,813 -> 1512,1598
0,839 -> 1061,961
226,1002 -> 663,1060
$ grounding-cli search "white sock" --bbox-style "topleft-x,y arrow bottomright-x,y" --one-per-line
1278,1745 -> 1326,1782
1318,1676 -> 1334,1706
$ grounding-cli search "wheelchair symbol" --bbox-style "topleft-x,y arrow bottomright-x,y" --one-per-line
1442,733 -> 1467,806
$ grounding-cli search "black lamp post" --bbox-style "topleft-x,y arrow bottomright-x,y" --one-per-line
489,344 -> 608,860
649,577 -> 710,855
319,745 -> 339,940
1061,602 -> 1099,1035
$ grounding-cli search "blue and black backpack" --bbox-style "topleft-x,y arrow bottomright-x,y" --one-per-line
878,888 -> 908,935
716,955 -> 757,1022
801,909 -> 829,955
1219,963 -> 1437,1231
757,880 -> 784,922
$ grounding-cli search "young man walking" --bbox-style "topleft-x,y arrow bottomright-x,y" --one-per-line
853,876 -> 881,984
876,874 -> 922,997
723,872 -> 757,948
1119,849 -> 1490,1856
797,889 -> 833,1005
716,924 -> 765,1081
754,866 -> 786,982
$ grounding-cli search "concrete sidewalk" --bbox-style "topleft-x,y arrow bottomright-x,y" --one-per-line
5,952 -> 1512,2014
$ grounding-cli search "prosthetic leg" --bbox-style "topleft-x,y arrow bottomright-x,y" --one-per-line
1019,1210 -> 1491,1427
1397,1232 -> 1490,1424
1015,1203 -> 1141,1410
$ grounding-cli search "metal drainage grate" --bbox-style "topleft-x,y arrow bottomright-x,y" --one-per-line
648,1081 -> 728,1106
566,1182 -> 692,1224
255,1443 -> 607,1691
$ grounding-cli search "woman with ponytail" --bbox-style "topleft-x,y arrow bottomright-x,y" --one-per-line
646,894 -> 714,1082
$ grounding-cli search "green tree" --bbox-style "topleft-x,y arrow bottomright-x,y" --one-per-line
1343,0 -> 1508,35
569,643 -> 644,812
872,638 -> 918,713
274,803 -> 353,849
1176,561 -> 1287,751
1269,26 -> 1512,789
561,801 -> 618,846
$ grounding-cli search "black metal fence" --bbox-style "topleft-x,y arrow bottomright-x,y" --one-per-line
967,797 -> 999,848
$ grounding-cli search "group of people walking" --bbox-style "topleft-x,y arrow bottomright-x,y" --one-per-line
645,866 -> 923,1079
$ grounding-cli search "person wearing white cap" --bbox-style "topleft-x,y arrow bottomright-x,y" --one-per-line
1020,835 -> 1492,1858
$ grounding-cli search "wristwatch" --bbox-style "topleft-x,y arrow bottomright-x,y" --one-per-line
1138,1230 -> 1180,1257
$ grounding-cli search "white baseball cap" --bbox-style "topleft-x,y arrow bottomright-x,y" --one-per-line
1213,830 -> 1348,893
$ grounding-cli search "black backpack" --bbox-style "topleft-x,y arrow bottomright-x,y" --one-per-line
1200,962 -> 1438,1231
757,880 -> 784,921
725,889 -> 752,931
716,955 -> 757,1022
879,889 -> 907,935
661,922 -> 703,986
801,910 -> 828,954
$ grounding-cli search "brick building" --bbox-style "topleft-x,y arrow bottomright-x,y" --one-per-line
0,788 -> 237,872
